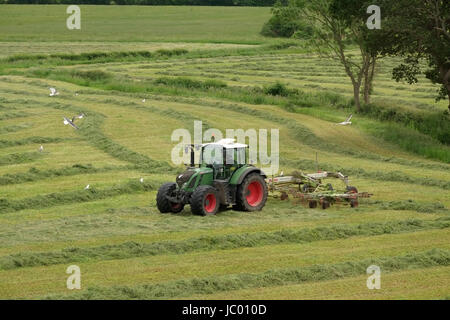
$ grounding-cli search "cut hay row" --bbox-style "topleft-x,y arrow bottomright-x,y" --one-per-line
0,164 -> 131,186
0,137 -> 66,149
0,95 -> 174,172
0,180 -> 155,215
0,151 -> 42,167
42,249 -> 450,300
0,124 -> 32,135
1,218 -> 448,271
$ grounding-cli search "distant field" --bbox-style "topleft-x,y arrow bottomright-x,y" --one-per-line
0,5 -> 449,300
0,5 -> 271,44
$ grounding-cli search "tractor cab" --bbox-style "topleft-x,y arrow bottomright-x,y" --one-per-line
200,139 -> 248,180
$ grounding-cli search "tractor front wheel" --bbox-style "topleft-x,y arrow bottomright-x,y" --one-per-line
191,185 -> 220,216
157,183 -> 184,214
236,173 -> 268,212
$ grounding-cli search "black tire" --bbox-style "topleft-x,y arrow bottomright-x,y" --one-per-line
236,173 -> 268,212
191,185 -> 220,216
156,182 -> 184,214
309,200 -> 318,208
321,200 -> 330,210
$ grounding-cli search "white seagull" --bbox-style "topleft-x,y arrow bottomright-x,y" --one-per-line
84,184 -> 90,190
39,145 -> 44,152
336,114 -> 353,126
140,178 -> 144,183
63,113 -> 85,130
73,113 -> 85,121
63,117 -> 79,130
49,87 -> 59,97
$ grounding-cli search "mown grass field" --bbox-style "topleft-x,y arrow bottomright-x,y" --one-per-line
0,5 -> 449,300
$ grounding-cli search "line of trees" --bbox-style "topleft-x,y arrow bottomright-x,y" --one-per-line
0,0 -> 276,5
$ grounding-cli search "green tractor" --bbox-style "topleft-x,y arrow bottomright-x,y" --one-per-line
157,139 -> 268,216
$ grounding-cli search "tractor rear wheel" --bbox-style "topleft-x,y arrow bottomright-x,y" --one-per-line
191,185 -> 220,216
236,173 -> 268,212
157,183 -> 184,214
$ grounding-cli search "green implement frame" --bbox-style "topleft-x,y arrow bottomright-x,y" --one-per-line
266,171 -> 372,209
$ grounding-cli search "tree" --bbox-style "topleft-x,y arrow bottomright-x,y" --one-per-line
261,0 -> 313,38
265,0 -> 381,111
374,0 -> 450,111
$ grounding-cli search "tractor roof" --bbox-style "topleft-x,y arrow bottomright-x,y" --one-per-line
202,138 -> 248,149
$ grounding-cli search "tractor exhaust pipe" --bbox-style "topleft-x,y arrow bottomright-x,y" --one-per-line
190,147 -> 195,167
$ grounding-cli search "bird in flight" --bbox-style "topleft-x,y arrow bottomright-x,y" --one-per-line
63,117 -> 79,130
49,87 -> 59,97
336,114 -> 353,126
84,184 -> 90,190
63,113 -> 85,130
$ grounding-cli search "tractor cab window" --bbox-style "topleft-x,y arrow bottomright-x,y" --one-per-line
224,147 -> 246,166
236,148 -> 246,165
202,145 -> 223,166
225,148 -> 234,165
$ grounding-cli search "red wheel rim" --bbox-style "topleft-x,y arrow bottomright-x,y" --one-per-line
246,181 -> 263,207
171,203 -> 181,210
204,193 -> 217,213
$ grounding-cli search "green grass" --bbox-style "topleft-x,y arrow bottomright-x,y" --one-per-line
0,5 -> 271,44
0,5 -> 449,300
42,249 -> 450,299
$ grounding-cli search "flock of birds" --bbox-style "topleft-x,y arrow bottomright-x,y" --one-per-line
46,87 -> 146,190
45,86 -> 352,190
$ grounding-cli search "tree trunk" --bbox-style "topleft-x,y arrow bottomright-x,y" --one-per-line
353,83 -> 361,112
444,69 -> 450,111
447,86 -> 450,112
363,80 -> 371,105
363,57 -> 376,105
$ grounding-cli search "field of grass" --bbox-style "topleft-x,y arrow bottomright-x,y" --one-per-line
0,5 -> 449,300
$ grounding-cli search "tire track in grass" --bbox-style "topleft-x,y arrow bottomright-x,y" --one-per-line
1,218 -> 448,271
44,248 -> 450,299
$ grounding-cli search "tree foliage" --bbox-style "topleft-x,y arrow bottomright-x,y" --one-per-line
371,0 -> 450,110
0,0 -> 276,5
261,0 -> 313,38
263,0 -> 381,111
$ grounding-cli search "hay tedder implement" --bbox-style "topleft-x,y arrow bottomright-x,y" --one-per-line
267,171 -> 372,209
